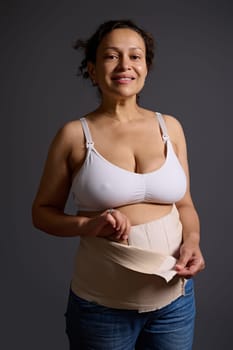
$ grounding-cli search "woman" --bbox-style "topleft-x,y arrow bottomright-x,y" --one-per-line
32,20 -> 205,350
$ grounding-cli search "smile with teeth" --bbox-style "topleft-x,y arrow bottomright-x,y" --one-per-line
112,76 -> 135,83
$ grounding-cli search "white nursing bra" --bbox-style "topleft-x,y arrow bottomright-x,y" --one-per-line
71,112 -> 187,211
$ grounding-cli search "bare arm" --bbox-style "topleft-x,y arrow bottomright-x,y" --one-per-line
32,121 -> 130,239
32,122 -> 86,236
166,115 -> 205,278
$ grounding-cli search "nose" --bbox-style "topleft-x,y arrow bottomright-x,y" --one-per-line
118,55 -> 131,71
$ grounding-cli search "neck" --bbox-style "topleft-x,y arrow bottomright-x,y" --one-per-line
97,95 -> 141,122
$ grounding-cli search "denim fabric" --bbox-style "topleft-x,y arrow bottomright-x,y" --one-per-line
64,279 -> 195,350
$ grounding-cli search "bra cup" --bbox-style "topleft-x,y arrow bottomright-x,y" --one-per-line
72,142 -> 187,211
71,115 -> 187,211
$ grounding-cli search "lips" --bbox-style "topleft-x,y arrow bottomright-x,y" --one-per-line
111,75 -> 135,81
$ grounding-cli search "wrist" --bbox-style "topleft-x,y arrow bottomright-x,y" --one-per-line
183,231 -> 200,244
76,215 -> 92,236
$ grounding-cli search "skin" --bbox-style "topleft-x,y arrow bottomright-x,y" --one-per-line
32,28 -> 205,278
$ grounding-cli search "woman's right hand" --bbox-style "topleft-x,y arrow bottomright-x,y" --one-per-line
79,209 -> 131,243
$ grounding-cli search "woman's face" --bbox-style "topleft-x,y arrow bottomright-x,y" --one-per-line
88,28 -> 148,100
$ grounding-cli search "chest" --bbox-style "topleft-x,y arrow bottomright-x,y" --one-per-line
91,123 -> 167,173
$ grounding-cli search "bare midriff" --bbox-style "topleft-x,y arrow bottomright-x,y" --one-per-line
78,202 -> 173,226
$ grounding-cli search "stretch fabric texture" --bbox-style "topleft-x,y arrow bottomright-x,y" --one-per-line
71,112 -> 187,211
71,205 -> 187,312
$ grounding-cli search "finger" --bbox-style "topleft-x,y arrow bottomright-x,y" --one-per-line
115,216 -> 131,239
101,209 -> 116,224
115,220 -> 127,238
189,259 -> 206,274
112,211 -> 124,231
175,251 -> 192,271
176,259 -> 204,277
121,218 -> 131,240
105,212 -> 117,228
105,210 -> 131,240
108,210 -> 125,233
93,220 -> 116,237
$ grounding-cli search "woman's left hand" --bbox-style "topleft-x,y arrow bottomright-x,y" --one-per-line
175,239 -> 205,278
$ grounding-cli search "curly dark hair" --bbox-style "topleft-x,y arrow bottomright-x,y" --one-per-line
73,19 -> 156,80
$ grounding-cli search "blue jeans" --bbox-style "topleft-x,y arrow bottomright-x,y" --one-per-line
65,279 -> 195,350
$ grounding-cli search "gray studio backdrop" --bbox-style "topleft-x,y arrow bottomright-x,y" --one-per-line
2,1 -> 232,349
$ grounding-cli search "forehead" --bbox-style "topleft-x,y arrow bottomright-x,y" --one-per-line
98,28 -> 146,51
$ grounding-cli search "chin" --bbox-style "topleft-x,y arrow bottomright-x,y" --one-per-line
112,87 -> 143,99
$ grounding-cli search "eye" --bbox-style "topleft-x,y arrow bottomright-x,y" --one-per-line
131,55 -> 141,60
104,54 -> 119,60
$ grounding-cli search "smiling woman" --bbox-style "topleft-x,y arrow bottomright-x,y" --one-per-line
32,19 -> 205,349
87,28 -> 148,99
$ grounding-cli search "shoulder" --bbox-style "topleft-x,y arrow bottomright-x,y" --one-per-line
160,114 -> 188,155
54,118 -> 84,144
162,114 -> 183,131
161,114 -> 186,140
57,118 -> 84,139
49,118 -> 85,155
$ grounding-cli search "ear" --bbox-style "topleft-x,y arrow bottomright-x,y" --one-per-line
87,61 -> 97,85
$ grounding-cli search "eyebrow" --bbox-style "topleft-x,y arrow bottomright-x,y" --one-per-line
103,46 -> 145,52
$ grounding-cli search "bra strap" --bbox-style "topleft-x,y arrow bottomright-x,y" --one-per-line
80,117 -> 94,148
156,112 -> 170,142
